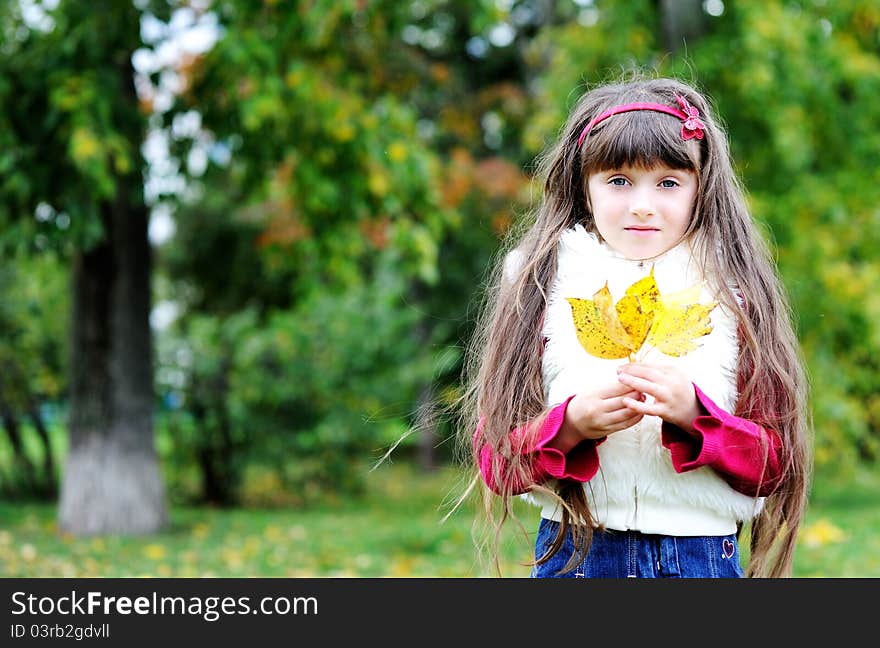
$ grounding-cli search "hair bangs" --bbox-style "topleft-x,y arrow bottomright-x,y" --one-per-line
580,109 -> 699,174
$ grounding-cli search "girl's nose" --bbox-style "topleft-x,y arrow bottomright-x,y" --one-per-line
629,196 -> 656,219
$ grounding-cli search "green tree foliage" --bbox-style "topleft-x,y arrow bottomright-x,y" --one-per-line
151,1 -> 575,503
0,0 -> 151,251
152,1 -> 487,501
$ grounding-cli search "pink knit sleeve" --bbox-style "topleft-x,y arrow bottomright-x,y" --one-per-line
661,384 -> 783,497
475,395 -> 603,496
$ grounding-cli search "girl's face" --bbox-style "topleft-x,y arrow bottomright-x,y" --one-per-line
587,164 -> 698,260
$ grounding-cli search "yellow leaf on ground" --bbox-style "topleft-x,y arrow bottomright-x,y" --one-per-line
20,544 -> 37,562
801,519 -> 846,548
143,544 -> 166,560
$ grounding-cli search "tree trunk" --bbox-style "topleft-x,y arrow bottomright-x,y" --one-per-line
4,358 -> 58,496
27,401 -> 56,496
659,0 -> 709,53
417,383 -> 438,472
193,403 -> 237,505
58,191 -> 167,535
0,395 -> 38,492
408,281 -> 439,472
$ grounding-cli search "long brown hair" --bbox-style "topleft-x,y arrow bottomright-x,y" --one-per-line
455,72 -> 812,578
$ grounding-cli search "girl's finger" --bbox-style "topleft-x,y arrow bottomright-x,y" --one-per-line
609,412 -> 644,432
622,396 -> 663,417
606,391 -> 645,411
618,363 -> 665,383
597,381 -> 641,399
604,407 -> 641,426
617,373 -> 658,397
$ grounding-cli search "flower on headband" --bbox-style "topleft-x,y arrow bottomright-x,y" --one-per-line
676,95 -> 705,140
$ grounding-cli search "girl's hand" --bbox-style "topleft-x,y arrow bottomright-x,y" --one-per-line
616,362 -> 701,434
557,382 -> 646,448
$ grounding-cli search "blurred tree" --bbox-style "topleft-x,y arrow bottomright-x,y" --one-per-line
0,1 -> 170,533
659,0 -> 708,52
144,0 -> 559,500
150,0 -> 463,500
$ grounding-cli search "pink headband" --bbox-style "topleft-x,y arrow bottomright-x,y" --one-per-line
576,95 -> 705,147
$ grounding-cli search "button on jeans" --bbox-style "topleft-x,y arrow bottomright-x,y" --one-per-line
531,518 -> 744,578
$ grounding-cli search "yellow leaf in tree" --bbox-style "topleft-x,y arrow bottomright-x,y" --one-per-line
70,127 -> 102,164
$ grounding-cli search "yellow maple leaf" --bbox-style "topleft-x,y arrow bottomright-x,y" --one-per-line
624,268 -> 661,311
567,294 -> 634,359
618,268 -> 660,347
593,284 -> 639,349
645,285 -> 717,357
567,267 -> 716,360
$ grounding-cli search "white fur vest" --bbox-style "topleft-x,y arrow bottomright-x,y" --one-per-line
509,225 -> 763,535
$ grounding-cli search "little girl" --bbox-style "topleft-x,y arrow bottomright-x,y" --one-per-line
462,76 -> 812,578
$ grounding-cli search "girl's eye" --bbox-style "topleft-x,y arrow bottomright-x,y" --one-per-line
609,177 -> 628,186
659,179 -> 679,188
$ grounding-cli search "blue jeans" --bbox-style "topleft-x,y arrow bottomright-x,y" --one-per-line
531,518 -> 744,578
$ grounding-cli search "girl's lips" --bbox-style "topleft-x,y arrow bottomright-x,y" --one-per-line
625,227 -> 659,235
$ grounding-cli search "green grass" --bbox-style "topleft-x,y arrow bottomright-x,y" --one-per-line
0,462 -> 876,577
791,468 -> 880,577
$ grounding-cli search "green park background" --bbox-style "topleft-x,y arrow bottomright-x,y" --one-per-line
1,0 -> 879,577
